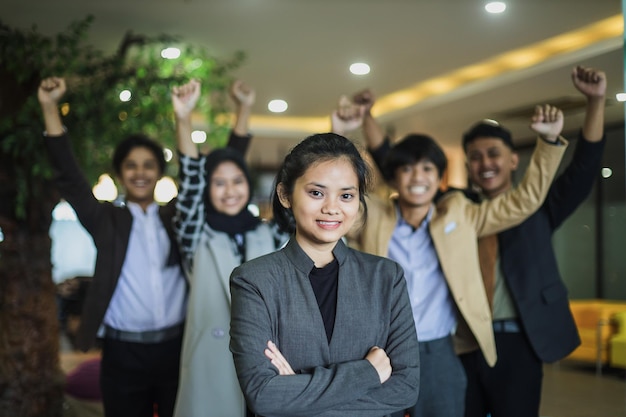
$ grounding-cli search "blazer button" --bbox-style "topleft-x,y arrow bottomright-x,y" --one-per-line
212,327 -> 226,339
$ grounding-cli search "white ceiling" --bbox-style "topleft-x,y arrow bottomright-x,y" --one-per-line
4,0 -> 624,168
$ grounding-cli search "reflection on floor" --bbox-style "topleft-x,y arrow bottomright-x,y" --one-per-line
541,361 -> 626,417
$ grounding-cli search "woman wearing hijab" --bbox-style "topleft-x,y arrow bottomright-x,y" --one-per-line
171,79 -> 287,417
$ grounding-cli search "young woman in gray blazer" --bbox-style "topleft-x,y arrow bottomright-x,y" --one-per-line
171,80 -> 287,417
230,133 -> 420,417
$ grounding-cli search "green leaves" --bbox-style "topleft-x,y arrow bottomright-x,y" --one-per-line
0,15 -> 244,219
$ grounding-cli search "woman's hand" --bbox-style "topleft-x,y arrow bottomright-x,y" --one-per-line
365,346 -> 392,384
264,340 -> 295,375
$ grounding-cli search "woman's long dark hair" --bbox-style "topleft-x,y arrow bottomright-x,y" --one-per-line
271,132 -> 371,234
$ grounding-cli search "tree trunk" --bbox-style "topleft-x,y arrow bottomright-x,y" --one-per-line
0,156 -> 64,417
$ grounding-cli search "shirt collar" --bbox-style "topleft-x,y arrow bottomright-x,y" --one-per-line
127,201 -> 159,217
395,202 -> 435,233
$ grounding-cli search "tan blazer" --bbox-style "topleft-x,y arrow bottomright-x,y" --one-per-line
349,137 -> 567,366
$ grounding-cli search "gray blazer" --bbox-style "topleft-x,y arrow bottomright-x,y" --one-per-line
230,238 -> 420,417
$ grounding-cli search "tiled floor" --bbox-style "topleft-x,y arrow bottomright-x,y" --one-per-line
541,362 -> 626,417
59,337 -> 626,417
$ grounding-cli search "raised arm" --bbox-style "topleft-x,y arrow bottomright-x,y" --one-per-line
330,95 -> 364,137
331,90 -> 391,175
541,66 -> 608,228
171,79 -> 206,268
331,89 -> 389,157
572,65 -> 606,143
230,79 -> 255,136
39,77 -> 102,235
227,80 -> 255,154
172,79 -> 201,158
39,77 -> 66,136
453,104 -> 568,237
353,89 -> 386,152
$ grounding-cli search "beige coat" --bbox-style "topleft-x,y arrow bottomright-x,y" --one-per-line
174,224 -> 282,417
349,137 -> 567,366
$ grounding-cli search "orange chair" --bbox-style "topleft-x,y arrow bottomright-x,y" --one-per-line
566,300 -> 626,374
610,311 -> 626,369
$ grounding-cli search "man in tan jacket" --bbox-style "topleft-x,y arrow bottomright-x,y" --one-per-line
335,95 -> 568,417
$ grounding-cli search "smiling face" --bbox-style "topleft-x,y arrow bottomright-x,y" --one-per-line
117,146 -> 161,210
465,136 -> 519,199
278,157 -> 360,255
209,160 -> 250,216
391,159 -> 441,210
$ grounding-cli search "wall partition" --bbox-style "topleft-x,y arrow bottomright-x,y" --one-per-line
515,121 -> 625,301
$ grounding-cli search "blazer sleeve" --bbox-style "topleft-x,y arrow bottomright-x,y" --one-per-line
230,259 -> 419,417
449,136 -> 568,237
367,136 -> 393,174
44,132 -> 107,237
226,130 -> 252,155
543,131 -> 606,229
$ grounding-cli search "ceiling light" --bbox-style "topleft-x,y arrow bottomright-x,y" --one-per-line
268,99 -> 288,113
485,2 -> 506,14
161,47 -> 181,59
601,167 -> 613,178
350,63 -> 370,75
616,93 -> 626,102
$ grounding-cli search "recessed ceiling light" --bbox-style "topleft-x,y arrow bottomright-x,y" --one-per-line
350,63 -> 370,75
485,2 -> 506,14
602,167 -> 613,178
268,99 -> 288,113
616,92 -> 626,102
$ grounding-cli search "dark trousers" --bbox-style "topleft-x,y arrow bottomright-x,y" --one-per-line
460,330 -> 543,417
392,335 -> 467,417
100,335 -> 182,417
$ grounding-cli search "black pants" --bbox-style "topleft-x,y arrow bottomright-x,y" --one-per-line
100,335 -> 182,417
460,331 -> 543,417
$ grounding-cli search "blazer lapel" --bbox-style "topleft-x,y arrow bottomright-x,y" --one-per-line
376,199 -> 398,255
112,208 -> 133,287
204,230 -> 240,304
245,224 -> 273,261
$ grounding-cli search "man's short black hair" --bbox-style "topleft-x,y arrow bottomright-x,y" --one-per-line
382,134 -> 447,182
112,134 -> 166,175
462,119 -> 514,151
